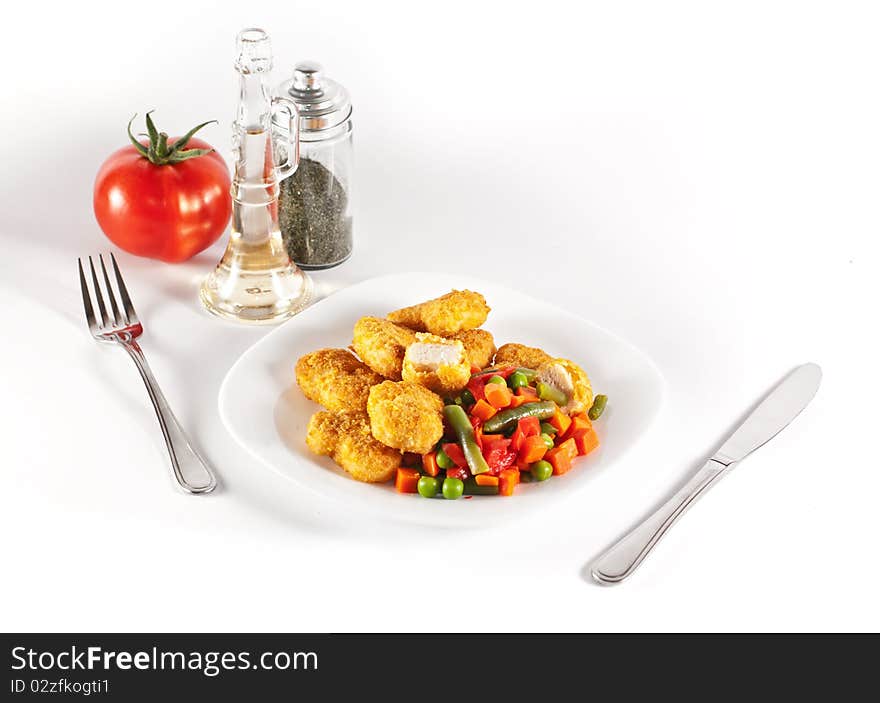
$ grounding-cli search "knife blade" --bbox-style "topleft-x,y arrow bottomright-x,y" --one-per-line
591,362 -> 822,585
713,362 -> 823,466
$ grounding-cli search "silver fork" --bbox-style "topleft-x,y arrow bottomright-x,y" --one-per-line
78,253 -> 217,494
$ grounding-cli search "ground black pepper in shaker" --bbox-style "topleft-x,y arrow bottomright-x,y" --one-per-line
273,61 -> 353,269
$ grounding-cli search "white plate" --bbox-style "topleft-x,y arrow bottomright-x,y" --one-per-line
219,273 -> 664,526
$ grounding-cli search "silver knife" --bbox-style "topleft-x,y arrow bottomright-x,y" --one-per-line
591,362 -> 822,585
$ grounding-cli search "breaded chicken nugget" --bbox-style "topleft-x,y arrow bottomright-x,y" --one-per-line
402,333 -> 470,395
351,316 -> 417,380
387,290 -> 490,336
367,381 -> 444,454
450,329 -> 496,370
493,343 -> 553,370
306,411 -> 401,483
295,348 -> 384,412
535,359 -> 594,415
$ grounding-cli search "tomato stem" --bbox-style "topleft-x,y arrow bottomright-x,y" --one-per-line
126,112 -> 217,165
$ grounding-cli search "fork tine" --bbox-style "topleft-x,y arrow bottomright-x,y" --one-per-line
98,254 -> 121,325
78,258 -> 98,332
88,256 -> 108,328
110,252 -> 138,324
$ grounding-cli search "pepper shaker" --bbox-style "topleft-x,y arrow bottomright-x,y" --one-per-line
274,61 -> 353,269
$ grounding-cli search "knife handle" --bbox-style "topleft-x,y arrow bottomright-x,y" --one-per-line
591,459 -> 730,585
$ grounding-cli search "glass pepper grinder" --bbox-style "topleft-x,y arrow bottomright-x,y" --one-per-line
274,61 -> 354,269
200,28 -> 312,324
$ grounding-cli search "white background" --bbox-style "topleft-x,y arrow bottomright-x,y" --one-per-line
1,0 -> 877,632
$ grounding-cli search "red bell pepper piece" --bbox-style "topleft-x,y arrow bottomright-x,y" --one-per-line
481,436 -> 517,475
441,443 -> 467,467
518,416 -> 541,437
446,466 -> 470,481
466,376 -> 487,404
470,416 -> 484,450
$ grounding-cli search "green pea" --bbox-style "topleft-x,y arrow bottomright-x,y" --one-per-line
442,477 -> 464,500
531,460 -> 553,482
588,394 -> 608,420
540,422 -> 557,435
417,476 -> 439,498
487,375 -> 507,386
460,389 -> 476,407
508,371 -> 529,390
541,433 -> 555,450
436,448 -> 455,469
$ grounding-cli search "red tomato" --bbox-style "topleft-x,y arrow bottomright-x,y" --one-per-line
93,136 -> 231,262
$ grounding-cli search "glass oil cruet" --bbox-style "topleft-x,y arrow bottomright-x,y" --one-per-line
200,28 -> 312,324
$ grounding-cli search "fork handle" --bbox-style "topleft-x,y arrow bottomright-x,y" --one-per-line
116,336 -> 217,494
590,459 -> 730,584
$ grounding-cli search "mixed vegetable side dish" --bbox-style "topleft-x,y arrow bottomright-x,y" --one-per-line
397,366 -> 607,499
294,290 -> 608,499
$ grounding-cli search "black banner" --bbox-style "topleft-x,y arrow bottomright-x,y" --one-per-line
2,633 -> 874,699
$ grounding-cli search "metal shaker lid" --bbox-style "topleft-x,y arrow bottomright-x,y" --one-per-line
274,61 -> 352,135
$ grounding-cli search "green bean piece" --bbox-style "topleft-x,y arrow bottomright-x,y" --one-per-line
417,476 -> 440,498
436,448 -> 455,469
540,433 -> 555,450
588,394 -> 608,420
442,477 -> 464,500
463,478 -> 500,496
487,375 -> 507,386
459,389 -> 476,407
519,470 -> 535,483
482,401 -> 557,434
442,405 -> 491,475
536,381 -> 568,406
540,422 -> 557,435
531,460 -> 553,482
515,367 -> 538,381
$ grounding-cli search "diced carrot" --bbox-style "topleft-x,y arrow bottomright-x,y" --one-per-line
484,383 -> 513,409
560,413 -> 592,443
518,435 -> 548,464
508,394 -> 531,408
498,468 -> 520,496
548,407 -> 572,436
475,474 -> 499,487
421,452 -> 439,476
471,399 -> 497,421
470,365 -> 482,374
546,438 -> 578,475
572,428 -> 600,456
516,386 -> 539,400
395,467 -> 421,493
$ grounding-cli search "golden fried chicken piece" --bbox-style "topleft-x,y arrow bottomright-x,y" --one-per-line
535,359 -> 594,415
387,290 -> 490,336
351,316 -> 417,380
306,411 -> 401,483
295,348 -> 384,413
450,329 -> 496,369
367,380 -> 444,454
493,343 -> 553,370
402,333 -> 470,395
